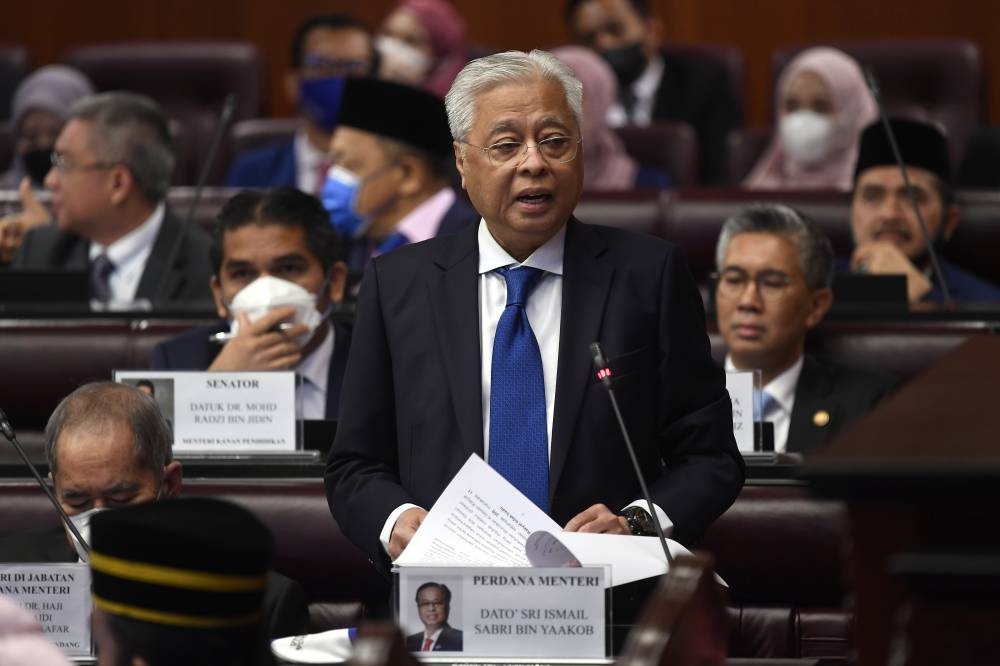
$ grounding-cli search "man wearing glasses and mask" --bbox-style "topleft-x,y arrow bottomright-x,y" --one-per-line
326,50 -> 743,574
151,187 -> 350,420
11,92 -> 213,305
714,204 -> 896,454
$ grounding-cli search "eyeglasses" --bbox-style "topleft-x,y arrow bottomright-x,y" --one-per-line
711,269 -> 794,301
50,151 -> 117,174
417,601 -> 446,609
463,136 -> 581,167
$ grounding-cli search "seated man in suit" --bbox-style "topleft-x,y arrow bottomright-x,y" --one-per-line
564,0 -> 740,184
150,187 -> 350,420
89,498 -> 277,665
714,204 -> 896,454
325,50 -> 743,573
848,118 -> 1000,303
11,92 -> 213,305
0,382 -> 309,639
405,582 -> 463,653
226,14 -> 377,193
323,77 -> 479,274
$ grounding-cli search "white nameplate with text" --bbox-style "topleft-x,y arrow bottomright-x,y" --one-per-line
725,370 -> 759,452
396,566 -> 607,658
0,563 -> 91,657
114,371 -> 297,454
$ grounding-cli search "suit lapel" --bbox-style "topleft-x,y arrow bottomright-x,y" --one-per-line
325,319 -> 352,420
428,224 -> 484,458
135,209 -> 180,300
549,220 -> 612,497
787,355 -> 836,454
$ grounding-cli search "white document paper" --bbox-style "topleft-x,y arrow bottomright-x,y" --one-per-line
394,454 -> 692,588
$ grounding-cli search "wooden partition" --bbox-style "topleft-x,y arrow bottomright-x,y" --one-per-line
2,1 -> 999,125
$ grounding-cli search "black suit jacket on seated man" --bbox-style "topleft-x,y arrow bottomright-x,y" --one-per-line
325,218 -> 745,571
149,319 -> 353,420
11,209 -> 214,304
0,525 -> 310,638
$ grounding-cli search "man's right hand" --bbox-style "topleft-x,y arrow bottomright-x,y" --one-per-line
208,306 -> 309,371
389,507 -> 427,560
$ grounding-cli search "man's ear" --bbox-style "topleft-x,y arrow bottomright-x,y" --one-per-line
210,274 -> 228,320
161,461 -> 183,498
941,203 -> 960,243
284,71 -> 301,105
108,165 -> 134,206
645,16 -> 664,52
453,142 -> 467,191
805,287 -> 833,329
396,153 -> 424,197
326,260 -> 349,304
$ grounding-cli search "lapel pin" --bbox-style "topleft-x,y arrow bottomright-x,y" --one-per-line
813,410 -> 830,427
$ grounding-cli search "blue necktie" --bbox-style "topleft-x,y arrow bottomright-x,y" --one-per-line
761,391 -> 780,421
90,253 -> 114,302
489,266 -> 549,512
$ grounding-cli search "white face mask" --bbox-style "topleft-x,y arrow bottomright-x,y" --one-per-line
67,507 -> 107,563
375,35 -> 432,86
227,275 -> 326,346
779,110 -> 835,166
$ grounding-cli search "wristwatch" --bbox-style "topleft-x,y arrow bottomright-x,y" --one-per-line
619,506 -> 656,536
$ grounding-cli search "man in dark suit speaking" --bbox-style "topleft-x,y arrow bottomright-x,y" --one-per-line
405,582 -> 463,652
324,49 -> 744,572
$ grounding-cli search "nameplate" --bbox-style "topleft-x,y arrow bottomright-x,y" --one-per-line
725,370 -> 759,452
0,563 -> 91,656
396,566 -> 607,658
114,371 -> 297,454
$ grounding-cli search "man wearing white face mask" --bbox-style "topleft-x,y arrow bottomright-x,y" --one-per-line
322,77 -> 478,277
151,188 -> 351,420
0,382 -> 309,639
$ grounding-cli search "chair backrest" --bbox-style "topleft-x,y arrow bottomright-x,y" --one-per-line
226,117 -> 300,176
725,127 -> 773,185
949,190 -> 1000,286
0,44 -> 30,123
663,43 -> 745,114
63,42 -> 264,185
616,122 -> 699,187
772,40 -> 984,169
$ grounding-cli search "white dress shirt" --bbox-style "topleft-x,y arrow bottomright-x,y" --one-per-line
88,203 -> 165,304
380,220 -> 673,553
295,323 -> 335,420
726,354 -> 804,453
607,54 -> 665,128
294,128 -> 327,194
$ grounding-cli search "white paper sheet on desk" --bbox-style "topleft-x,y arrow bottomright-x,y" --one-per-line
394,454 -> 703,588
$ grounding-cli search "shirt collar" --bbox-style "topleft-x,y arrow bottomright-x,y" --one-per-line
296,322 -> 335,393
295,127 -> 325,169
477,219 -> 566,276
395,187 -> 456,245
632,54 -> 665,104
88,203 -> 165,266
726,353 -> 804,414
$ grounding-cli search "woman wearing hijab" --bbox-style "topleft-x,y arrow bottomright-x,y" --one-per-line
0,65 -> 94,189
552,45 -> 669,191
377,0 -> 470,98
744,47 -> 877,191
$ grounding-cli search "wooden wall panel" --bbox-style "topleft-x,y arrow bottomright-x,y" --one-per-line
2,0 -> 999,126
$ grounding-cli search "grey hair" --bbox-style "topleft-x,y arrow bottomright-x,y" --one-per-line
444,49 -> 583,147
715,203 -> 834,290
46,382 -> 173,481
69,92 -> 174,203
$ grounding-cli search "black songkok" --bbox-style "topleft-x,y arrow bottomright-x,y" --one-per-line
854,117 -> 951,183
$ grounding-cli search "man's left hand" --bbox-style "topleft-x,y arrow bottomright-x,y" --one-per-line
563,503 -> 630,534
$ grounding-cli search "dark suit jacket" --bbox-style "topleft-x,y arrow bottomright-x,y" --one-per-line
225,139 -> 298,189
150,319 -> 352,420
650,52 -> 742,185
405,625 -> 463,652
325,219 -> 745,571
0,526 -> 309,638
11,208 -> 214,305
787,354 -> 898,454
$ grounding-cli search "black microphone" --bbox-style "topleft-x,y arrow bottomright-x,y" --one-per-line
589,342 -> 673,567
862,68 -> 952,307
0,407 -> 90,558
153,93 -> 239,303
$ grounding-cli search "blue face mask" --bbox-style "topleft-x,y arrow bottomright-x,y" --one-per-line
321,165 -> 369,238
299,76 -> 347,132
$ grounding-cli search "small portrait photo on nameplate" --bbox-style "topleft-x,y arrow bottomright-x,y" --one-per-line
399,573 -> 465,654
113,370 -> 298,455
